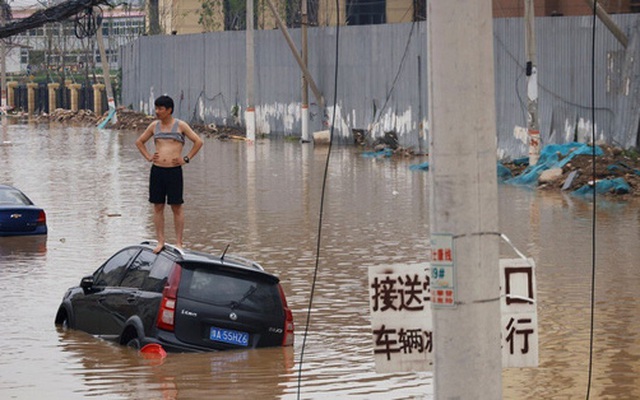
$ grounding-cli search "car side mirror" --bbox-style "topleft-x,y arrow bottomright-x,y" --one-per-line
80,275 -> 94,289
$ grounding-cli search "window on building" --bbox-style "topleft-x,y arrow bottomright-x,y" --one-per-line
20,48 -> 29,64
346,0 -> 386,25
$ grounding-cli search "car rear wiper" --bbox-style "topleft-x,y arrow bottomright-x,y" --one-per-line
230,285 -> 257,309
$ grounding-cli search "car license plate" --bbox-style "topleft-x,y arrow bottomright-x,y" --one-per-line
209,326 -> 249,347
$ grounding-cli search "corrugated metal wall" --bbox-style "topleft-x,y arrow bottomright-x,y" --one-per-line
121,15 -> 640,159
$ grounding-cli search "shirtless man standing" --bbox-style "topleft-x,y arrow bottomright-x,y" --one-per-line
136,95 -> 203,253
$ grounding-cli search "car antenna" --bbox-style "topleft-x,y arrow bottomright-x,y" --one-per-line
220,244 -> 230,261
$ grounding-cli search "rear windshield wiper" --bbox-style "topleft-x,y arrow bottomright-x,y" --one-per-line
230,285 -> 257,309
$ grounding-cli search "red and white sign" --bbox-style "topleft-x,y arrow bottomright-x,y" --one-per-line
430,233 -> 455,308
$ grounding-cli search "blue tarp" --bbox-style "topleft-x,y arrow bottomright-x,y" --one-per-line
606,162 -> 640,176
362,148 -> 394,158
409,161 -> 429,171
410,162 -> 512,180
505,143 -> 603,186
573,177 -> 631,196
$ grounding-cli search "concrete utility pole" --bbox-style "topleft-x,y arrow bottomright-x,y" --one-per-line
524,0 -> 539,165
246,0 -> 256,142
1,2 -> 6,112
300,0 -> 310,142
427,1 -> 502,398
96,15 -> 117,127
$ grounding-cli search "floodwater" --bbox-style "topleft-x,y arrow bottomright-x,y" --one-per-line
1,121 -> 639,400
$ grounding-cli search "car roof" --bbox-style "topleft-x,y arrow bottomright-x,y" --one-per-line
138,240 -> 278,280
0,184 -> 21,194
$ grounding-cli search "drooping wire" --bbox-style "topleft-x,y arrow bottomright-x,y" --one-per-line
296,0 -> 340,398
586,1 -> 598,399
370,19 -> 417,131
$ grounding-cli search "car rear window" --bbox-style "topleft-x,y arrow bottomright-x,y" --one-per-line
0,189 -> 31,206
180,266 -> 282,316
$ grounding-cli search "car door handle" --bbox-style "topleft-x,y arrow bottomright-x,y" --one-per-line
126,296 -> 137,303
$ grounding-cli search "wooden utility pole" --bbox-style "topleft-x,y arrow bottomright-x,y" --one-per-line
246,0 -> 256,141
524,0 -> 539,165
264,0 -> 323,110
427,0 -> 502,398
583,0 -> 628,48
300,0 -> 310,142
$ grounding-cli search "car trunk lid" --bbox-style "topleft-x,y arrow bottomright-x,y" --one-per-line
0,207 -> 43,233
173,263 -> 286,349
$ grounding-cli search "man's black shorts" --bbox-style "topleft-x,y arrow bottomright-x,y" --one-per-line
149,165 -> 184,204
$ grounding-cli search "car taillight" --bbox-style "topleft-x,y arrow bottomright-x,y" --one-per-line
37,210 -> 46,226
156,264 -> 182,332
278,284 -> 294,346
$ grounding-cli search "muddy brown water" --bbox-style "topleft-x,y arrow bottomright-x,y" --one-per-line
1,122 -> 639,399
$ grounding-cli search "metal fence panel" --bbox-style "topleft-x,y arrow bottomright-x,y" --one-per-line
121,15 -> 640,158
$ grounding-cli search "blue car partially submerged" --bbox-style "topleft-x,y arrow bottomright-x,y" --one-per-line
0,184 -> 47,236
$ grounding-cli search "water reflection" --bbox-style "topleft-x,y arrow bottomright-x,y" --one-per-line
0,235 -> 47,257
1,123 -> 640,399
56,327 -> 295,400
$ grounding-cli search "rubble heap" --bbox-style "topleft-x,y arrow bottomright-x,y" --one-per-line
39,108 -> 247,140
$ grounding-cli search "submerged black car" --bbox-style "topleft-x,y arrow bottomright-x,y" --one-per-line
55,241 -> 294,352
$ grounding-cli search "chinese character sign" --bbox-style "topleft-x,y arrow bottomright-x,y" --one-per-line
500,258 -> 539,368
430,233 -> 456,308
368,264 -> 433,373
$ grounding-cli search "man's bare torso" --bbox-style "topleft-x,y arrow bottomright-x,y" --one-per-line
153,119 -> 184,167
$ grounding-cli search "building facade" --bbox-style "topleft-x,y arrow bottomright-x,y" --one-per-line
9,5 -> 145,74
155,0 -> 639,35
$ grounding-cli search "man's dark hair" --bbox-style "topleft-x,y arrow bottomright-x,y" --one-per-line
154,95 -> 174,113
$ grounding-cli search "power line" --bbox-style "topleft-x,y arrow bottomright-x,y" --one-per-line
296,0 -> 340,397
0,0 -> 111,39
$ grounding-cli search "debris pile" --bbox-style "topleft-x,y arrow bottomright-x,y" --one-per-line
107,108 -> 155,131
358,130 -> 418,158
41,109 -> 99,124
501,143 -> 640,197
36,108 -> 247,140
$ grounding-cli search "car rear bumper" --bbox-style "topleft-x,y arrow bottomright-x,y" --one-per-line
144,330 -> 283,352
143,330 -> 223,353
0,228 -> 47,237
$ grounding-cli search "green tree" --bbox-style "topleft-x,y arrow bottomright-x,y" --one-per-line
199,0 -> 248,31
